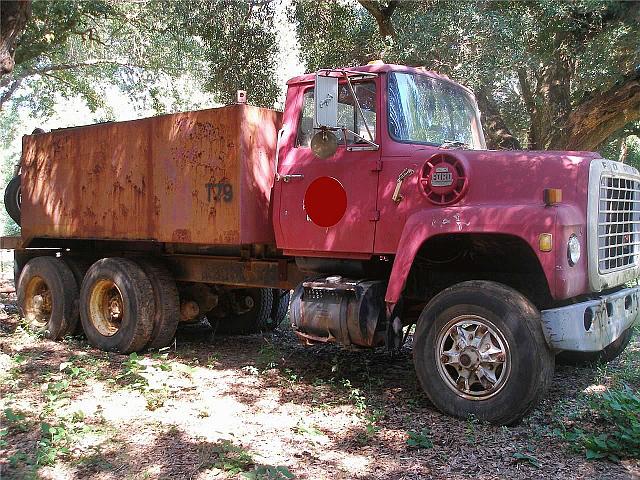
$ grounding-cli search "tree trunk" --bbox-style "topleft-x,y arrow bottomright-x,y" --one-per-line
619,137 -> 629,163
550,68 -> 640,152
527,32 -> 574,150
357,1 -> 398,39
475,87 -> 522,150
0,0 -> 31,76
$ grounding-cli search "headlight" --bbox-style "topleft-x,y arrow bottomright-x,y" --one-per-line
567,234 -> 581,266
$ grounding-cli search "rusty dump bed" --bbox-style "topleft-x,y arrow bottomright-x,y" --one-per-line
21,105 -> 281,246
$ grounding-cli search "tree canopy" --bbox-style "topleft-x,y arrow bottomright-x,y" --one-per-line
0,0 -> 281,117
0,0 -> 638,157
291,0 -> 640,154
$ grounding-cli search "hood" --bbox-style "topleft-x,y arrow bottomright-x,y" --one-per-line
445,149 -> 601,209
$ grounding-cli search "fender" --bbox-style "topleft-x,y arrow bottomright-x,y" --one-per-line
384,203 -> 585,309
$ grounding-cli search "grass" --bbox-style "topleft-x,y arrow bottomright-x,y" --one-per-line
1,307 -> 638,477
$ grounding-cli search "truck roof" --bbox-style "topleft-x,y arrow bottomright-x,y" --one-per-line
286,63 -> 475,97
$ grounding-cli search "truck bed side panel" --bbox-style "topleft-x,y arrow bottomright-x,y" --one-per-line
21,105 -> 281,246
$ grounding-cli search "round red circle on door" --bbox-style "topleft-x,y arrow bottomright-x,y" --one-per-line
304,176 -> 348,227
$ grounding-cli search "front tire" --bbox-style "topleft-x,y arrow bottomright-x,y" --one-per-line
413,281 -> 554,425
80,258 -> 154,353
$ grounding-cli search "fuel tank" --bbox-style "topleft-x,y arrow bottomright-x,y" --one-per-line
20,105 -> 281,246
290,276 -> 386,347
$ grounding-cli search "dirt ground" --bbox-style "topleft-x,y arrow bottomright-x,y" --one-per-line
1,275 -> 639,480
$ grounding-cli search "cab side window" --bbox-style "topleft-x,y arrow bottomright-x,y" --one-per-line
296,90 -> 316,148
295,82 -> 377,148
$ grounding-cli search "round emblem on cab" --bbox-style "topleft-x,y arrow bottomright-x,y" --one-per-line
419,153 -> 469,206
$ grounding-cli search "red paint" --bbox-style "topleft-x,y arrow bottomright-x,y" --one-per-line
274,77 -> 380,255
304,176 -> 347,227
274,63 -> 601,303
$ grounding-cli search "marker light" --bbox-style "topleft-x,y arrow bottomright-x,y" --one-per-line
543,188 -> 563,205
539,233 -> 553,252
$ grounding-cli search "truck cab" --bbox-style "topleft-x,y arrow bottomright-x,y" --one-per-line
273,63 -> 640,423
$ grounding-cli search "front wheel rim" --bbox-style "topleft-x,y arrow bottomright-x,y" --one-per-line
88,279 -> 124,336
435,314 -> 511,400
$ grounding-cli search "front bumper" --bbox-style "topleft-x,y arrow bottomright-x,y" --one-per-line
540,286 -> 640,352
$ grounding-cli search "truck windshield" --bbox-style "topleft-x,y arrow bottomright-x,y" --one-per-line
388,72 -> 485,149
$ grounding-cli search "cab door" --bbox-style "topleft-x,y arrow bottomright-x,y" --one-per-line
274,81 -> 380,256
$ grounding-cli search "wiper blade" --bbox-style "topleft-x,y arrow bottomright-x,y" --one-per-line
440,140 -> 469,149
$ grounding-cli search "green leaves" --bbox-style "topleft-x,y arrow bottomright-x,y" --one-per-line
406,429 -> 433,449
512,452 -> 541,468
2,0 -> 284,120
558,385 -> 640,461
290,0 -> 640,151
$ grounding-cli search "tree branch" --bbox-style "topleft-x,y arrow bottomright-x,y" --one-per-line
0,59 -> 179,107
554,68 -> 640,151
357,1 -> 398,38
0,76 -> 23,109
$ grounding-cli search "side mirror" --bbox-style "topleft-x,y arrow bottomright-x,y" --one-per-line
314,74 -> 338,128
311,130 -> 338,159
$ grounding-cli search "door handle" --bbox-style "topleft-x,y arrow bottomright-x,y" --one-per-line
392,168 -> 415,203
280,174 -> 305,183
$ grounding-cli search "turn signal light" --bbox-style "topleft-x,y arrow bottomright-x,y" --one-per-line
539,233 -> 553,252
544,188 -> 562,205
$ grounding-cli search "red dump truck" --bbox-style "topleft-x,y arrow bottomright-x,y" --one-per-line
3,63 -> 639,425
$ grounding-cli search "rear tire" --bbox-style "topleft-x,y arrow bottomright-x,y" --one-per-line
136,259 -> 180,349
80,258 -> 154,353
265,289 -> 291,331
63,257 -> 93,335
413,281 -> 554,425
4,175 -> 21,226
214,288 -> 273,335
556,328 -> 634,365
17,257 -> 79,339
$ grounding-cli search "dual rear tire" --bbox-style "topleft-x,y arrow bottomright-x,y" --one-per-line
17,257 -> 79,339
17,256 -> 180,353
212,288 -> 290,334
80,258 -> 156,353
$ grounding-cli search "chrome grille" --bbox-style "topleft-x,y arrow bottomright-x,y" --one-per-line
598,176 -> 640,273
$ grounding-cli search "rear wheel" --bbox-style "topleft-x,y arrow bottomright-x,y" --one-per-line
80,258 -> 154,353
214,288 -> 273,335
413,281 -> 554,425
17,257 -> 79,339
63,257 -> 93,287
137,258 -> 180,349
265,289 -> 291,331
63,257 -> 93,334
4,175 -> 21,226
557,328 -> 634,365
